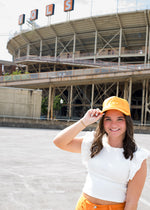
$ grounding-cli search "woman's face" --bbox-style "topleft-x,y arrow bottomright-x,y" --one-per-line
103,109 -> 126,140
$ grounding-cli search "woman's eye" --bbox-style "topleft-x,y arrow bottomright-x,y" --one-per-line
105,118 -> 111,121
118,118 -> 124,121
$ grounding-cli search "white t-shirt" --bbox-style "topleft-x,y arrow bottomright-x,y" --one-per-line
81,131 -> 149,202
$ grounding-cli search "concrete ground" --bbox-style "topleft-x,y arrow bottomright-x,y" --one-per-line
0,127 -> 149,210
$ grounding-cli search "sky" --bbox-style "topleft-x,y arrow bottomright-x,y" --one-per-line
0,0 -> 149,61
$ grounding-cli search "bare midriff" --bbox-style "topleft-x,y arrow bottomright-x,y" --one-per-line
83,193 -> 125,205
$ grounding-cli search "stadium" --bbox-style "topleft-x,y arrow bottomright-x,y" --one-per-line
1,1 -> 150,126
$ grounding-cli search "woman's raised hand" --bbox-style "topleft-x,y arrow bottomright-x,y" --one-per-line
81,109 -> 103,127
53,108 -> 103,152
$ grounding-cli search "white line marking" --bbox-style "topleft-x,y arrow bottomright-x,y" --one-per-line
140,198 -> 150,207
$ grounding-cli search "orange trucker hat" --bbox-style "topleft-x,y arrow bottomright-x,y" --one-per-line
102,96 -> 131,116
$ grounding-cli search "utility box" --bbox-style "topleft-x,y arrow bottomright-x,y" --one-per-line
0,87 -> 42,118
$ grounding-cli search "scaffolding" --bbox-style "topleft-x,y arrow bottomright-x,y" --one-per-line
5,10 -> 150,125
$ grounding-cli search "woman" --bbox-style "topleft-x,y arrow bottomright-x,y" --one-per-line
53,96 -> 149,210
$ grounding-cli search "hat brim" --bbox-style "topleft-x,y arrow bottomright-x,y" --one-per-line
102,107 -> 131,116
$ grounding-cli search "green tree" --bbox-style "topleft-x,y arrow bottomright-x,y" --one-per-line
41,95 -> 63,118
53,95 -> 63,111
41,96 -> 48,116
12,70 -> 22,75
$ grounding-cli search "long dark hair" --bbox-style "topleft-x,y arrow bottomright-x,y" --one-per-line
90,114 -> 137,160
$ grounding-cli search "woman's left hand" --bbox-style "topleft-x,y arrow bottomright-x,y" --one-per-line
81,108 -> 103,127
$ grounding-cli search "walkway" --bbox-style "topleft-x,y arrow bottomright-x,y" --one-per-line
0,127 -> 149,210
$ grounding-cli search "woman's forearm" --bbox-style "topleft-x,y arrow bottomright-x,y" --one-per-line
53,109 -> 102,151
53,119 -> 86,149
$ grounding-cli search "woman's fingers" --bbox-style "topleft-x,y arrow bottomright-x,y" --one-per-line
89,108 -> 102,117
82,109 -> 103,126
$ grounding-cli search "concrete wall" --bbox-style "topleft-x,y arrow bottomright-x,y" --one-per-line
0,87 -> 42,118
0,117 -> 150,133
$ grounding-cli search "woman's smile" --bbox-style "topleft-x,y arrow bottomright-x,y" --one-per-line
110,128 -> 120,132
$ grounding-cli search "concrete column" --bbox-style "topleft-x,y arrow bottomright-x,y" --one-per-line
27,44 -> 30,58
53,64 -> 56,71
25,65 -> 28,73
13,54 -> 15,62
124,81 -> 128,100
39,64 -> 41,73
18,48 -> 20,58
94,31 -> 98,64
2,64 -> 5,75
144,79 -> 149,124
73,34 -> 76,61
83,86 -> 87,113
69,85 -> 73,119
128,78 -> 132,107
47,86 -> 52,120
118,28 -> 122,66
116,82 -> 119,97
144,25 -> 148,65
91,84 -> 94,108
141,80 -> 146,125
50,88 -> 55,119
55,36 -> 58,59
148,28 -> 150,64
40,40 -> 43,57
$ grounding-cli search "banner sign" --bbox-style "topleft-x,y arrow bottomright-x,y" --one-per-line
64,0 -> 74,12
45,4 -> 55,16
30,9 -> 38,21
18,1 -> 75,25
18,14 -> 25,25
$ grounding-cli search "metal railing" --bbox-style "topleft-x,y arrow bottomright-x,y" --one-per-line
15,55 -> 119,67
15,48 -> 145,63
0,63 -> 150,83
15,50 -> 146,67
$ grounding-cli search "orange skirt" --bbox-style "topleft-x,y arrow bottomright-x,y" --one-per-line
75,195 -> 125,210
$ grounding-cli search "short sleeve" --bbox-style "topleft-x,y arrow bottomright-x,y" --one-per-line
81,131 -> 94,166
129,147 -> 150,180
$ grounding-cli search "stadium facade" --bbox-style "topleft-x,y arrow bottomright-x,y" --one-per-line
2,9 -> 150,125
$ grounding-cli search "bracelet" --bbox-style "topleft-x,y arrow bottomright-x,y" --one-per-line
80,120 -> 86,127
